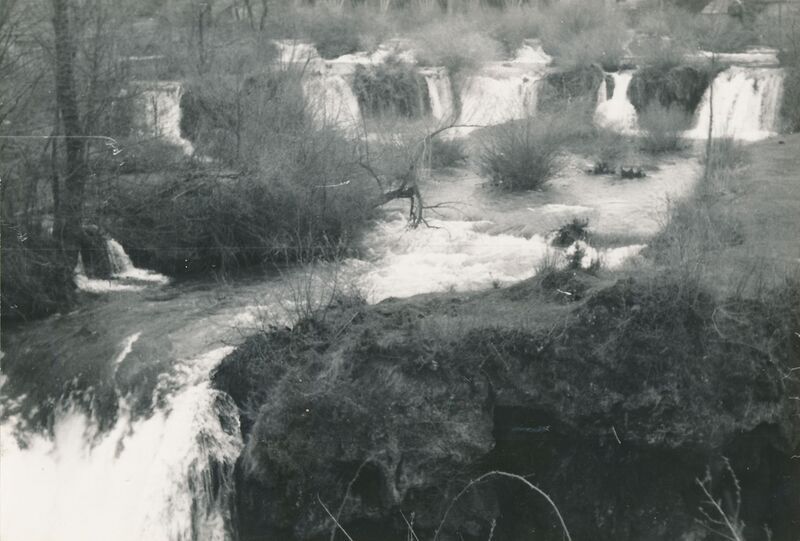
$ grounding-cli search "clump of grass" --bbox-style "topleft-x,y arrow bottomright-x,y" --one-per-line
638,103 -> 690,153
590,129 -> 633,173
479,116 -> 566,191
702,138 -> 748,173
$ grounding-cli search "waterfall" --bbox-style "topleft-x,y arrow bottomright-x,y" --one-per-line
420,67 -> 455,122
73,240 -> 168,292
302,72 -> 362,134
0,346 -> 242,541
139,82 -> 194,154
688,66 -> 784,141
105,239 -> 169,284
594,72 -> 638,133
458,73 -> 541,127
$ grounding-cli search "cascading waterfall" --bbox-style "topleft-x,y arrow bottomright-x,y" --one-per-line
458,73 -> 541,127
74,239 -> 168,293
0,347 -> 242,541
139,82 -> 195,154
688,66 -> 784,141
594,72 -> 638,133
420,67 -> 456,122
105,239 -> 169,284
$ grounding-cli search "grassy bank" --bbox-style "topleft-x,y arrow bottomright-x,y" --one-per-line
213,136 -> 800,540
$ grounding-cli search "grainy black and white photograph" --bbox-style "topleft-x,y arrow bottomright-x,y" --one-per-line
1,0 -> 799,539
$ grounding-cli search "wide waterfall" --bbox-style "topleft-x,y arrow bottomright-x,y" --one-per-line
458,72 -> 541,127
595,72 -> 638,133
138,82 -> 194,154
688,66 -> 785,141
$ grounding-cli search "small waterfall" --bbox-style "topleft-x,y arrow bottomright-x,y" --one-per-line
458,74 -> 541,127
594,72 -> 638,133
302,72 -> 363,134
688,66 -> 784,141
74,240 -> 168,292
0,346 -> 243,541
420,67 -> 455,122
139,82 -> 195,154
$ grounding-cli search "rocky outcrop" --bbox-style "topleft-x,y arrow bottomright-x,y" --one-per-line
213,274 -> 800,541
628,65 -> 714,115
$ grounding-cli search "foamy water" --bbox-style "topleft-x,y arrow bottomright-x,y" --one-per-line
595,72 -> 638,133
0,347 -> 241,541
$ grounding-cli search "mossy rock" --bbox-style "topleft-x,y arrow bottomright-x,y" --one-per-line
538,64 -> 605,111
628,65 -> 714,115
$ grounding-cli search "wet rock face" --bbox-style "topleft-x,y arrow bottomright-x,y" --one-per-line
628,65 -> 713,115
80,225 -> 112,278
214,277 -> 800,541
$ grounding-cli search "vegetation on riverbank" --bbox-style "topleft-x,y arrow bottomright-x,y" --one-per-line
213,135 -> 800,540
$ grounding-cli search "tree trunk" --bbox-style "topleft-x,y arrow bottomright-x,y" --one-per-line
51,0 -> 85,266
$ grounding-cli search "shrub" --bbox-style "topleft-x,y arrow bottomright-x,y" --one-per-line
488,6 -> 543,57
306,12 -> 364,59
591,129 -> 633,173
552,218 -> 590,247
352,59 -> 430,118
1,222 -> 75,323
479,116 -> 566,191
638,103 -> 690,153
427,137 -> 467,168
702,137 -> 748,172
539,0 -> 627,70
779,67 -> 800,133
104,68 -> 378,275
412,19 -> 502,79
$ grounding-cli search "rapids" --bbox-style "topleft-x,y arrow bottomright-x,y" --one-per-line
0,148 -> 698,540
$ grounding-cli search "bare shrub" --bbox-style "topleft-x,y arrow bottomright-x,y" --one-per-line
479,116 -> 566,191
539,0 -> 627,70
412,19 -> 502,82
638,103 -> 690,153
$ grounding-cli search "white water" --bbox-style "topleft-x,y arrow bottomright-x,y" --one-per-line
595,72 -> 638,133
0,347 -> 241,541
421,67 -> 456,122
458,73 -> 541,127
74,240 -> 169,293
106,239 -> 170,284
138,82 -> 194,154
687,66 -> 785,141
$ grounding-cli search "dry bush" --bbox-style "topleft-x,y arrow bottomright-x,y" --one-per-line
412,18 -> 502,80
539,0 -> 627,70
487,6 -> 544,57
479,115 -> 567,191
638,103 -> 690,153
